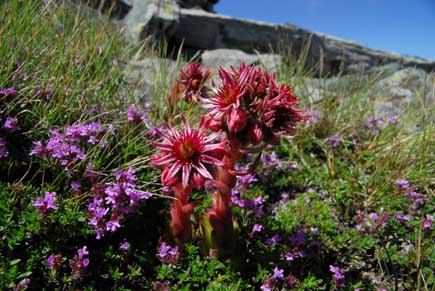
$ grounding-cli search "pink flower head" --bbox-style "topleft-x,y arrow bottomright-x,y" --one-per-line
151,116 -> 226,189
47,254 -> 62,270
14,278 -> 30,291
330,265 -> 346,288
396,178 -> 410,191
424,214 -> 434,229
227,108 -> 248,133
119,240 -> 130,250
3,116 -> 19,132
272,267 -> 284,279
252,223 -> 263,233
32,192 -> 58,215
71,246 -> 89,277
0,87 -> 18,99
157,242 -> 179,264
178,63 -> 210,101
168,63 -> 211,103
202,64 -> 305,146
202,66 -> 247,120
127,105 -> 147,123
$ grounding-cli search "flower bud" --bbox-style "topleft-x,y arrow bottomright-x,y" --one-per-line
227,108 -> 248,133
192,172 -> 206,190
250,123 -> 263,145
206,117 -> 223,132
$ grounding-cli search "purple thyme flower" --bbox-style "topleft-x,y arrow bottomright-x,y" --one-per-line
153,280 -> 171,291
106,219 -> 121,232
0,137 -> 8,158
260,277 -> 275,291
71,181 -> 81,191
47,254 -> 62,270
310,227 -> 319,235
88,168 -> 149,239
364,116 -> 384,136
120,240 -> 130,251
3,116 -> 19,132
261,151 -> 283,171
0,87 -> 18,98
265,234 -> 282,246
14,278 -> 30,291
395,211 -> 411,222
423,214 -> 434,229
252,224 -> 263,234
281,192 -> 289,202
285,247 -> 306,261
272,267 -> 284,280
405,189 -> 427,211
127,105 -> 148,123
31,123 -> 113,170
387,116 -> 399,124
237,173 -> 258,190
157,242 -> 179,264
87,198 -> 109,239
396,178 -> 410,191
32,192 -> 58,215
71,246 -> 89,277
327,134 -> 342,148
330,265 -> 346,288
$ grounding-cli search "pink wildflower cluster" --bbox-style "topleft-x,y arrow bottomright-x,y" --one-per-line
364,115 -> 399,136
261,267 -> 299,291
394,178 -> 434,229
156,242 -> 179,264
396,178 -> 427,211
71,246 -> 89,278
330,265 -> 346,288
47,254 -> 62,270
0,86 -> 18,100
127,105 -> 148,124
0,87 -> 20,158
87,168 -> 151,239
32,191 -> 58,216
30,122 -> 114,173
355,208 -> 390,234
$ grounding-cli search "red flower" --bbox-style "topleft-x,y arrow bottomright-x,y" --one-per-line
151,116 -> 226,188
201,67 -> 248,122
201,64 -> 305,146
170,63 -> 211,103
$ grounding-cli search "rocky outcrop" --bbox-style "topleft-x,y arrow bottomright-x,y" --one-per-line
294,66 -> 435,118
371,68 -> 435,116
125,57 -> 180,104
81,0 -> 435,76
171,9 -> 435,75
201,49 -> 282,72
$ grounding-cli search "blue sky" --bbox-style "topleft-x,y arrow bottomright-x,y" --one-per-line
215,0 -> 435,60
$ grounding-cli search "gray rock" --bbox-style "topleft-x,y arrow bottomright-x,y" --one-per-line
122,0 -> 180,42
125,57 -> 180,104
170,9 -> 435,75
372,68 -> 435,116
200,49 -> 282,72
